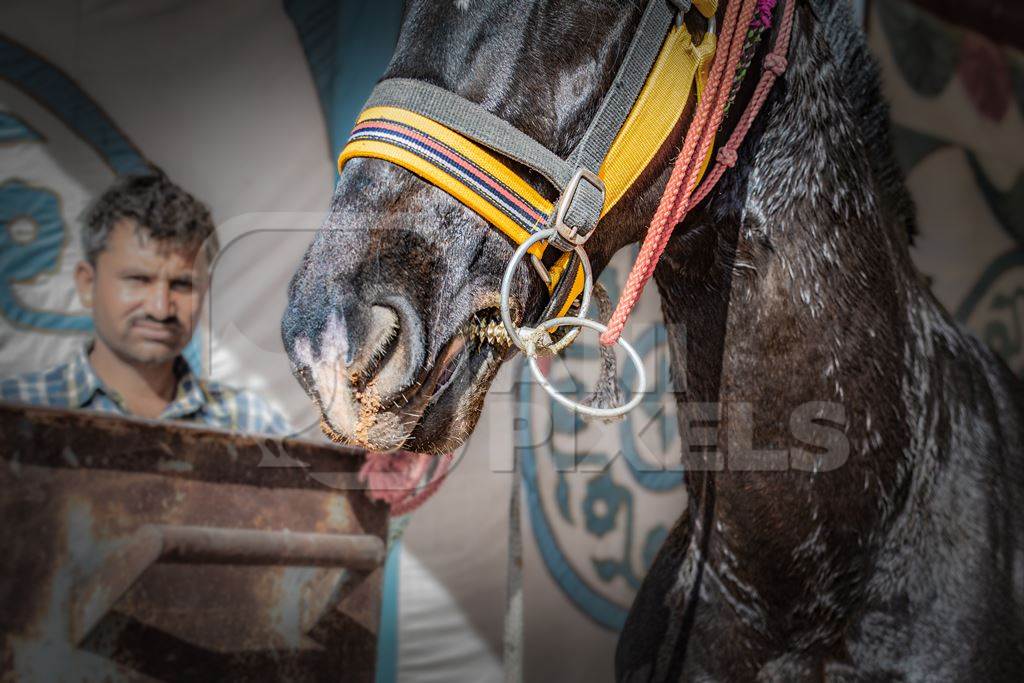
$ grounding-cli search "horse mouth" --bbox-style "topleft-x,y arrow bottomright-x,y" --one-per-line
321,308 -> 512,451
428,312 -> 510,398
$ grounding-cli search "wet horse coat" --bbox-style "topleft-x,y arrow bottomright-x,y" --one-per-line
282,0 -> 1024,679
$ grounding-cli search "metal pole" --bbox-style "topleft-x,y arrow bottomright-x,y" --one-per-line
157,525 -> 386,570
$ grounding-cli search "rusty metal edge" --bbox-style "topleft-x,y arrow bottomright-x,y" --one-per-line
0,402 -> 367,492
71,525 -> 164,646
71,525 -> 386,646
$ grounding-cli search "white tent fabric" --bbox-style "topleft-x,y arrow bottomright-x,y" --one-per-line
397,548 -> 503,683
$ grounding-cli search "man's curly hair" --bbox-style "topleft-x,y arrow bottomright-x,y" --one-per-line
82,171 -> 219,265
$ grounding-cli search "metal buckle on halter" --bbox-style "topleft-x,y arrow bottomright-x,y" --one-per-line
550,167 -> 605,251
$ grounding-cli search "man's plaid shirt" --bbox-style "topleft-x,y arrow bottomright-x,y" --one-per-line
0,343 -> 289,435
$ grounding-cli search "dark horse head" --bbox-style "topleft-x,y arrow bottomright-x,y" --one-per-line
282,0 -> 692,452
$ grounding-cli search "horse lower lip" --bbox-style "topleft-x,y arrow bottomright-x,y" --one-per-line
420,314 -> 503,404
433,344 -> 470,396
392,334 -> 469,413
370,321 -> 491,424
425,335 -> 466,392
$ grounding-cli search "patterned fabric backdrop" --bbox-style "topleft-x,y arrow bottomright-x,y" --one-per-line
872,0 -> 1023,376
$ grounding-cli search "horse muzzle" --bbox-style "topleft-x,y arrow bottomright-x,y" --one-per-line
283,282 -> 514,451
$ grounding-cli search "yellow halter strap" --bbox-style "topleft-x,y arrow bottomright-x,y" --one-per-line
338,4 -> 717,317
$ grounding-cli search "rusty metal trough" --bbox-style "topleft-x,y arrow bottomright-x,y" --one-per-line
0,402 -> 384,682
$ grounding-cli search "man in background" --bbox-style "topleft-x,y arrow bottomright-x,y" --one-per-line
1,172 -> 288,434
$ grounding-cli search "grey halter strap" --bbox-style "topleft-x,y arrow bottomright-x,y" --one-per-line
361,0 -> 691,252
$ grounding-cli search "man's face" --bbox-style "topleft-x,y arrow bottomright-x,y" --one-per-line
75,219 -> 208,365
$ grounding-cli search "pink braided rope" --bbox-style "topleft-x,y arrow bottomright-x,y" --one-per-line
600,0 -> 757,345
660,0 -> 760,261
600,0 -> 795,346
691,0 -> 796,207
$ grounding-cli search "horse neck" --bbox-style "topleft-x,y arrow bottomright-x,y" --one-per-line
658,5 -> 911,387
631,8 -> 1024,663
649,1 -> 934,582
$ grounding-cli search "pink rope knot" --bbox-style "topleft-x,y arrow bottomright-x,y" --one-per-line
717,147 -> 739,168
764,53 -> 788,76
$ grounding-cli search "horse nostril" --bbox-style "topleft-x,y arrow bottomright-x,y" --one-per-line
348,305 -> 400,384
344,298 -> 426,400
